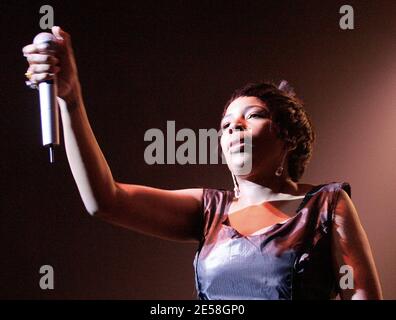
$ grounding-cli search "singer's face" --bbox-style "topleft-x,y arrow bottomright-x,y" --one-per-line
220,96 -> 286,178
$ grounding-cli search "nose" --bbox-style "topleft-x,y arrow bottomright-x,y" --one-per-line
227,119 -> 246,134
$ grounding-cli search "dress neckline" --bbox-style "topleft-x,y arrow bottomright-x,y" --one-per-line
221,184 -> 321,237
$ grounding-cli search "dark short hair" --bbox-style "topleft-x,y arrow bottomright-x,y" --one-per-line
221,81 -> 316,182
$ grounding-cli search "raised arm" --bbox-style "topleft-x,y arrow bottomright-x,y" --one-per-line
331,189 -> 383,299
23,26 -> 204,242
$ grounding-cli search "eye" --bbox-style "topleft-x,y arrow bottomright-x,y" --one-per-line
221,122 -> 230,129
247,111 -> 269,119
247,113 -> 262,119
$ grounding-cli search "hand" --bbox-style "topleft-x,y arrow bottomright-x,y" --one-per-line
22,26 -> 82,104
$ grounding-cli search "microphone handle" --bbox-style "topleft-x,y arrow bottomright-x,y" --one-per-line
38,79 -> 59,163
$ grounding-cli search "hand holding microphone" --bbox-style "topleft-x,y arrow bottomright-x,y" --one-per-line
22,26 -> 81,163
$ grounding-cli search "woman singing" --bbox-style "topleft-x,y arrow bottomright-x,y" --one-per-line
22,26 -> 382,300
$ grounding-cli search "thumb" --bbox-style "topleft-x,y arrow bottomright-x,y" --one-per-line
52,26 -> 64,40
52,26 -> 71,43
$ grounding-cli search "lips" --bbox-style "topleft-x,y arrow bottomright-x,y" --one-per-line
229,143 -> 246,152
228,137 -> 252,152
229,138 -> 242,150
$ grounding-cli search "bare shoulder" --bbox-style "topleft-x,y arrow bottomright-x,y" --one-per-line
334,187 -> 357,219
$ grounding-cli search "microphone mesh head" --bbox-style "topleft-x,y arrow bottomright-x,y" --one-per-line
33,32 -> 56,44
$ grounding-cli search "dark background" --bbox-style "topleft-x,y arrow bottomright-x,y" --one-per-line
0,0 -> 395,299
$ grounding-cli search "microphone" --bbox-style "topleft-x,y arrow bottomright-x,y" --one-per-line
33,32 -> 60,163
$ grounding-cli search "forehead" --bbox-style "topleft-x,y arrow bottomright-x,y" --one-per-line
225,96 -> 267,115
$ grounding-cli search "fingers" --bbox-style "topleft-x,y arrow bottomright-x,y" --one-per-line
26,53 -> 59,65
22,26 -> 71,87
22,43 -> 37,55
24,55 -> 60,84
27,72 -> 56,83
22,42 -> 58,56
27,63 -> 60,74
23,43 -> 60,83
25,63 -> 60,83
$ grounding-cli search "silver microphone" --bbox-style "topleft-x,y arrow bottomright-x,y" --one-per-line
33,32 -> 60,163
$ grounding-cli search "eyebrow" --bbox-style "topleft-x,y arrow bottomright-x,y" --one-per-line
221,105 -> 269,122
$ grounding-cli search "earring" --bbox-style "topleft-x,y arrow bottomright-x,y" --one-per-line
232,173 -> 240,199
275,166 -> 284,177
275,150 -> 288,177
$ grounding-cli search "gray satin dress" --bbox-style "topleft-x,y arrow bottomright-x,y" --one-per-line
193,182 -> 351,300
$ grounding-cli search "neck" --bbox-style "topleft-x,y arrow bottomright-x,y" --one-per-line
235,174 -> 298,205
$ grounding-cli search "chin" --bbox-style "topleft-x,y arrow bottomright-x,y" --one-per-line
227,152 -> 253,175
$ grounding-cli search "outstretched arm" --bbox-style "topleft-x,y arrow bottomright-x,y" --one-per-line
23,26 -> 204,242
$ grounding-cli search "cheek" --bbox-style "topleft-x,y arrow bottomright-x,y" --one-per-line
220,134 -> 228,150
251,123 -> 282,153
251,123 -> 272,144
